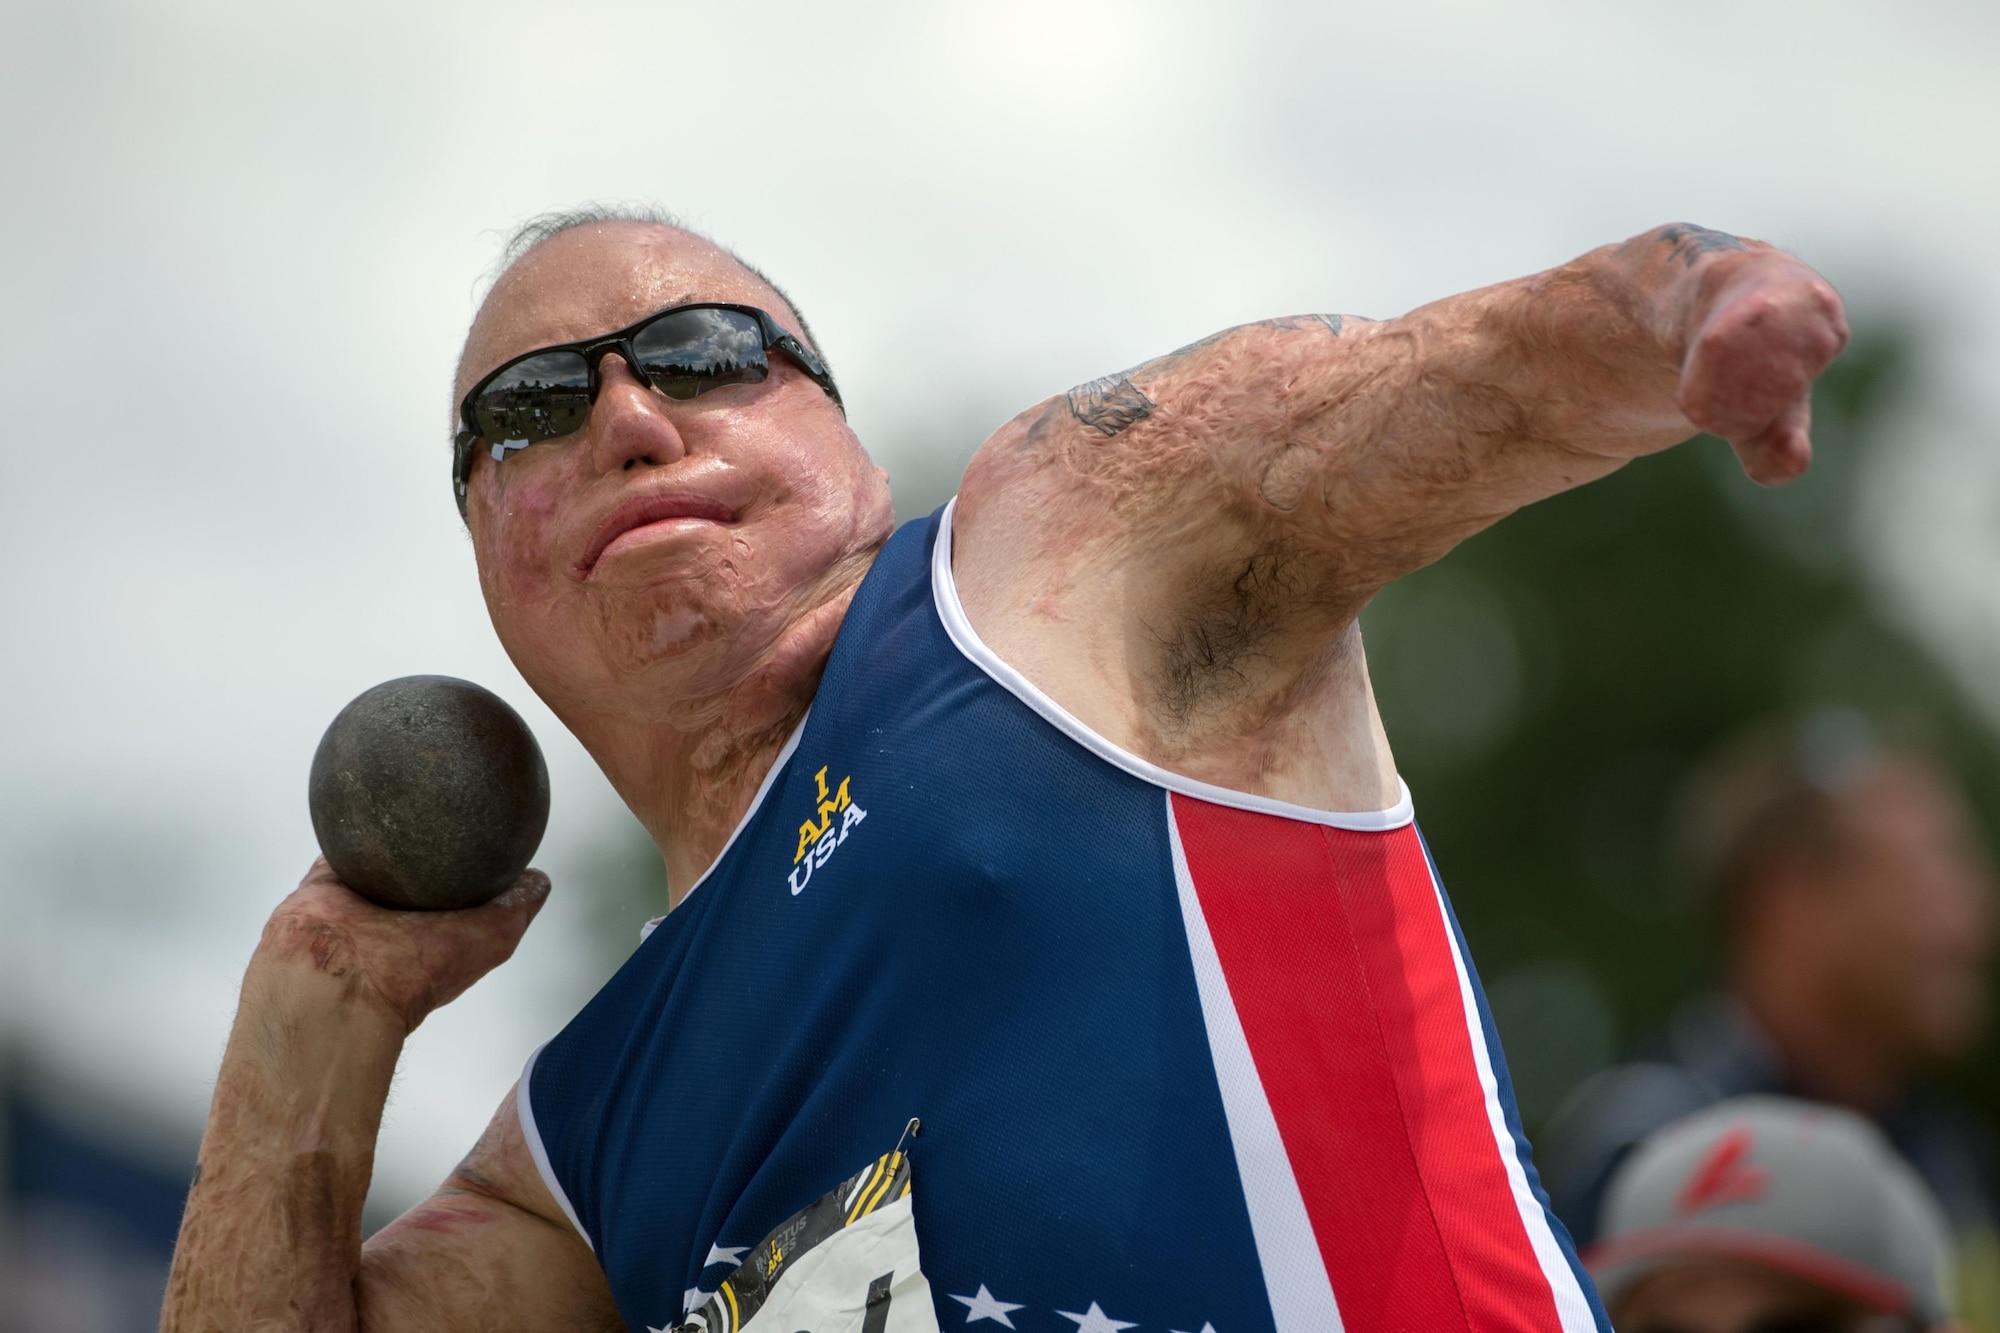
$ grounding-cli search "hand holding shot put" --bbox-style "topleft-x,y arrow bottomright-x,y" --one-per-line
165,677 -> 566,1328
165,216 -> 1845,1333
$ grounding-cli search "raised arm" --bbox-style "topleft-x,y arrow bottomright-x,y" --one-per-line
951,224 -> 1846,802
161,862 -> 619,1333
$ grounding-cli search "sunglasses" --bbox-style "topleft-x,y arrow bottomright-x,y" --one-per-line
452,302 -> 841,517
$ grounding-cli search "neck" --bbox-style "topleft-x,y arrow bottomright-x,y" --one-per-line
571,573 -> 866,901
1738,964 -> 1909,1114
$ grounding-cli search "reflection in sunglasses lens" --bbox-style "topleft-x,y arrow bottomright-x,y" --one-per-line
632,308 -> 768,399
475,350 -> 592,445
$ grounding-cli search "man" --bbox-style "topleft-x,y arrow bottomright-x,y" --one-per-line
1587,1096 -> 1954,1333
1542,719 -> 2000,1326
162,210 -> 1846,1332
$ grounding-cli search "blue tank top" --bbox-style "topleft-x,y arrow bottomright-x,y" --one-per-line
523,502 -> 1606,1333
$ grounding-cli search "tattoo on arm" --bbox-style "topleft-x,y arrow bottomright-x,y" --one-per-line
1660,223 -> 1746,268
1061,314 -> 1353,438
1271,313 -> 1344,337
1067,374 -> 1156,436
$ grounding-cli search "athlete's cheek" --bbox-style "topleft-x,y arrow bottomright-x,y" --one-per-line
741,485 -> 864,600
476,464 -> 573,600
471,472 -> 591,705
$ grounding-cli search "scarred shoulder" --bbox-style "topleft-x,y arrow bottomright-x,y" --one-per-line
948,312 -> 1404,814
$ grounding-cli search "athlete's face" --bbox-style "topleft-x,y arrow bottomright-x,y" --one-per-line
456,223 -> 894,731
1819,760 -> 1996,1067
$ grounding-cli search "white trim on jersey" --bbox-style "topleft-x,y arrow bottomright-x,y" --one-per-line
1165,796 -> 1347,1333
1424,860 -> 1604,1332
517,1044 -> 593,1250
640,709 -> 812,940
528,709 -> 814,1244
930,498 -> 1414,831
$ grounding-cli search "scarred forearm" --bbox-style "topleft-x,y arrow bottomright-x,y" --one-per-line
163,947 -> 404,1332
971,223 -> 1845,610
161,863 -> 569,1333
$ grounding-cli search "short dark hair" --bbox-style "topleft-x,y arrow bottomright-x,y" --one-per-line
1676,710 -> 1926,934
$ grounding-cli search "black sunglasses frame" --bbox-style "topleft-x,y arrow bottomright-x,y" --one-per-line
452,301 -> 842,517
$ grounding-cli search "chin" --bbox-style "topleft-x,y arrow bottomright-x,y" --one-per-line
585,575 -> 744,662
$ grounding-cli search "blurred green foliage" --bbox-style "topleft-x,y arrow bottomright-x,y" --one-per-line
1361,327 -> 2000,1129
579,324 -> 2000,1133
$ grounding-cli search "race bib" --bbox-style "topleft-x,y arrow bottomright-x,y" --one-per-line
681,1138 -> 939,1333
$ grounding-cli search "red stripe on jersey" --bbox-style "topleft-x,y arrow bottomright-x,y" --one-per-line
1171,795 -> 1562,1332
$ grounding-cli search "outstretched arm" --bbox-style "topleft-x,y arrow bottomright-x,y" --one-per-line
162,862 -> 620,1333
952,224 -> 1846,796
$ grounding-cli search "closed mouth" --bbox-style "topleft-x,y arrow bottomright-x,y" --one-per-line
578,491 -> 737,576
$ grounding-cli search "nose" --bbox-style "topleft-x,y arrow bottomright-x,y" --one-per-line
588,352 -> 687,476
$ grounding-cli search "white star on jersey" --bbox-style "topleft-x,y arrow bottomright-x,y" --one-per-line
704,1243 -> 748,1269
949,1284 -> 1025,1327
1172,1324 -> 1221,1333
1057,1303 -> 1138,1333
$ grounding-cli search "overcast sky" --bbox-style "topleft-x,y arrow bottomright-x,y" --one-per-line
2,0 -> 1996,1209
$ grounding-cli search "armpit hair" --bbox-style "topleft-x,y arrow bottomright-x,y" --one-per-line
1148,541 -> 1305,729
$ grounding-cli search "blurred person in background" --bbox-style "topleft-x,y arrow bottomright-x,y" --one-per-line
1588,1095 -> 1954,1333
1544,715 -> 2000,1326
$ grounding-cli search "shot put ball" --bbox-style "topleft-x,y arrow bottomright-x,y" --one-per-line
308,675 -> 549,911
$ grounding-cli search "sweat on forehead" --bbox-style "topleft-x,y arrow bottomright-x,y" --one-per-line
455,217 -> 808,401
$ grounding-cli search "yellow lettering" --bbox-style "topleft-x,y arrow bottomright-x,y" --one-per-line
795,819 -> 823,864
794,768 -> 856,863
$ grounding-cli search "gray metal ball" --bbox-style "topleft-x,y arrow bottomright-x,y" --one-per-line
308,675 -> 549,911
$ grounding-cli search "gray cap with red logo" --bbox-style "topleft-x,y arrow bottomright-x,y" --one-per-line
1584,1095 -> 1954,1327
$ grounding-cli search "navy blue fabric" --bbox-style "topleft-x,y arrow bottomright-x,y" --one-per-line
529,510 -> 1277,1333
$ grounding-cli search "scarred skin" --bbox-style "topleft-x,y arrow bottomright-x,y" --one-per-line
162,219 -> 1847,1330
954,225 -> 1841,808
158,862 -> 611,1328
